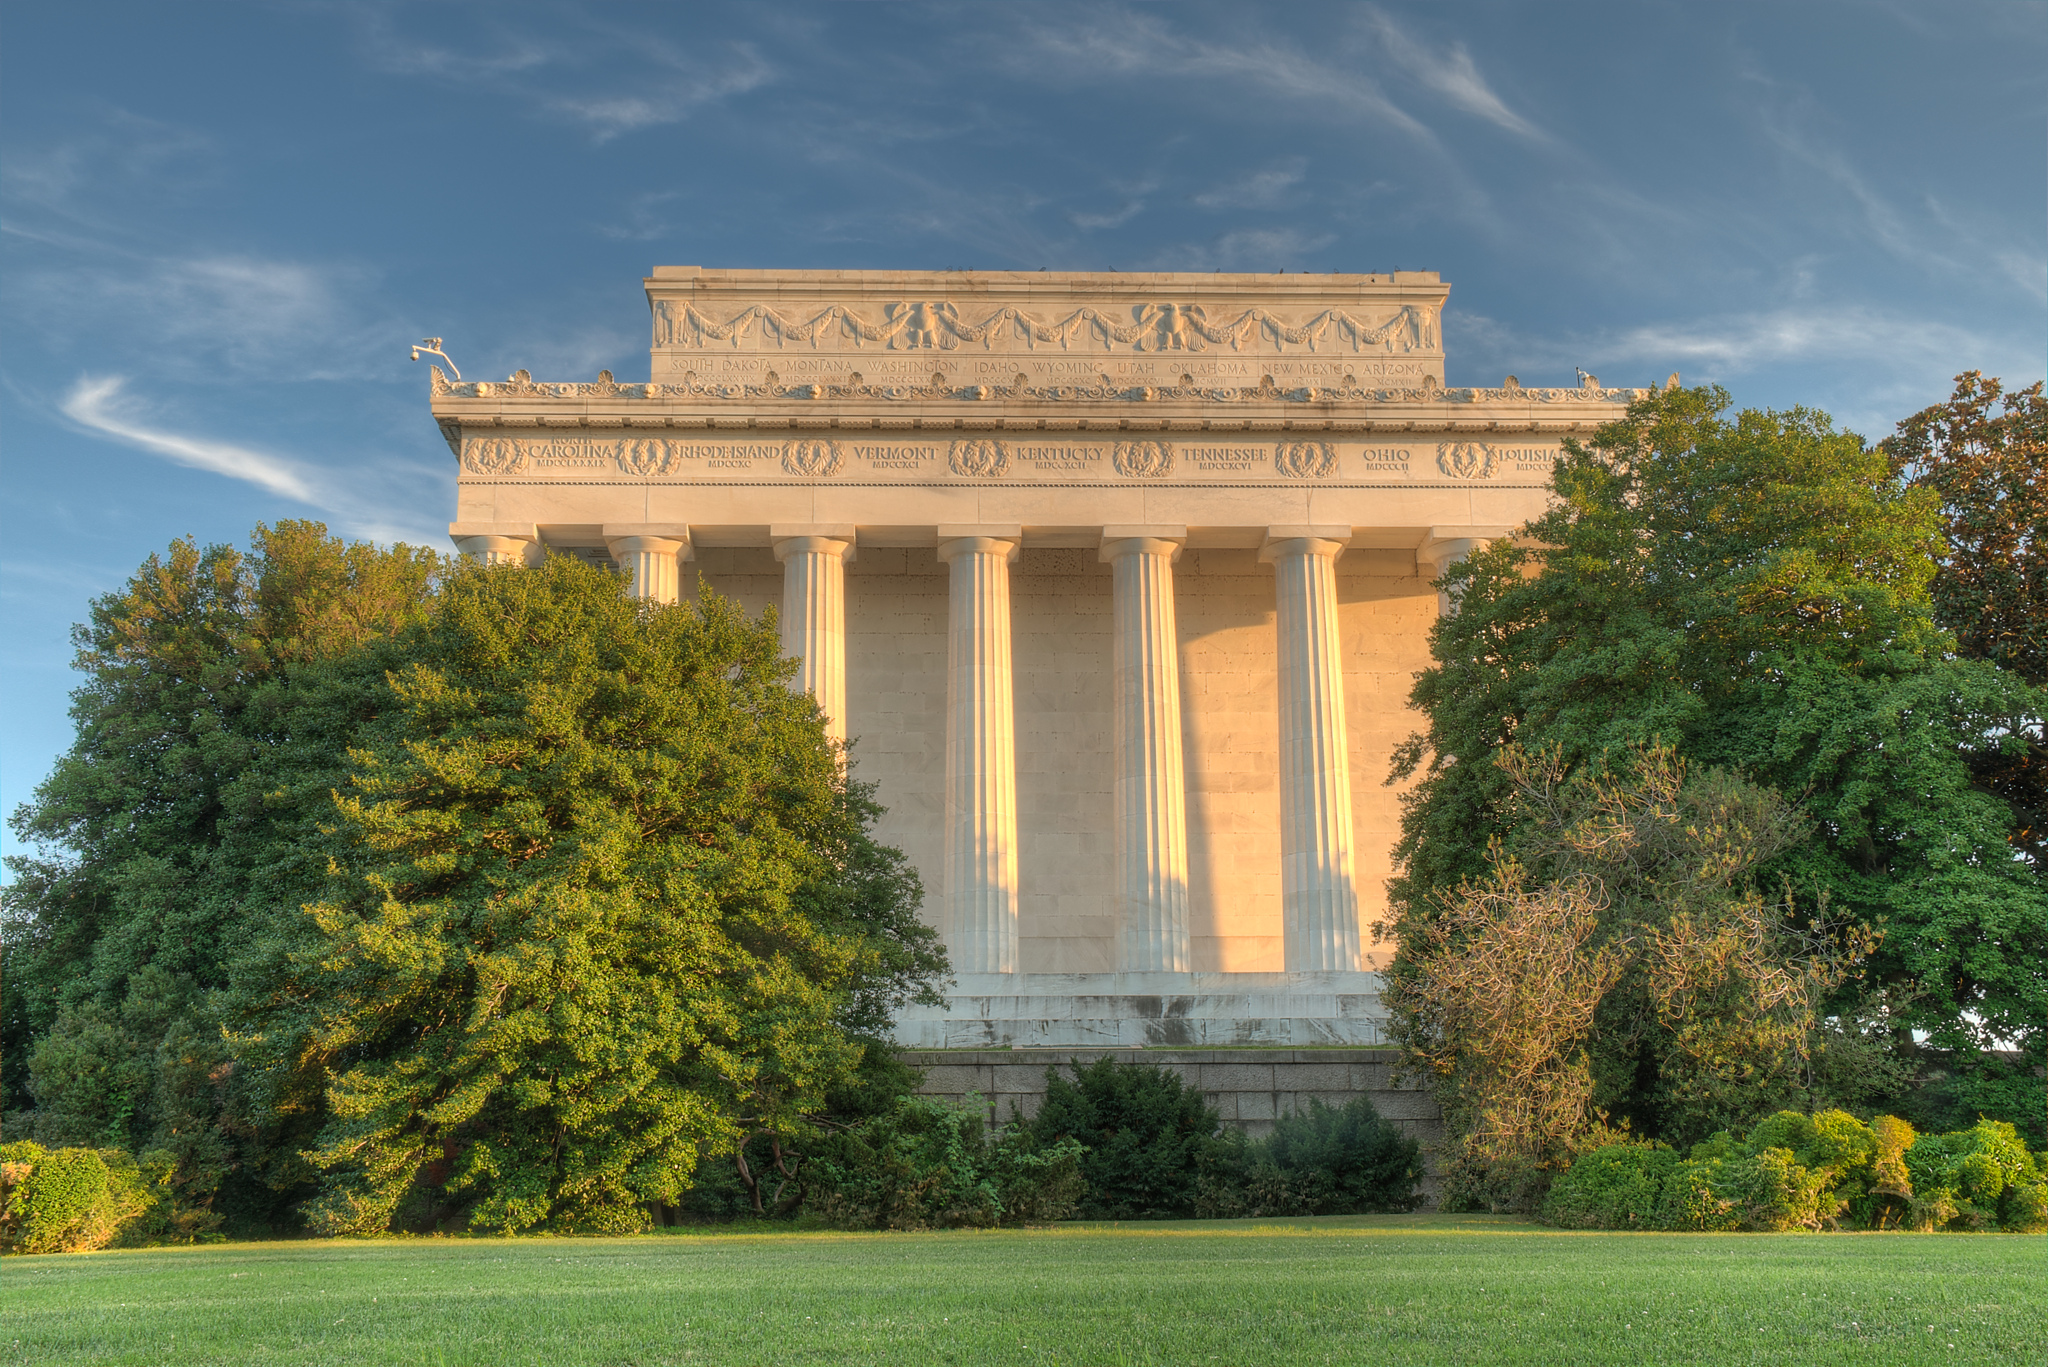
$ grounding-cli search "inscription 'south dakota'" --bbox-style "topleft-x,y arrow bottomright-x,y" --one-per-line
460,435 -> 1559,481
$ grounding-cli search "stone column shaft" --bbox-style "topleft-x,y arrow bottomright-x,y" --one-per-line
1417,536 -> 1483,620
938,533 -> 1022,974
1262,533 -> 1361,971
1102,533 -> 1191,972
773,534 -> 854,744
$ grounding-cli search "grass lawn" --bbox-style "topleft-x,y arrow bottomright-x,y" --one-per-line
4,1214 -> 2040,1366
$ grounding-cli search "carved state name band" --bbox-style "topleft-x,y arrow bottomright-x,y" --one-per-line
460,436 -> 1558,482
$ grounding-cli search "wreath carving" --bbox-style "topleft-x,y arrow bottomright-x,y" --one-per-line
1274,441 -> 1336,479
463,437 -> 528,475
618,439 -> 674,476
948,439 -> 1009,478
1113,440 -> 1174,478
783,439 -> 843,477
1436,441 -> 1497,480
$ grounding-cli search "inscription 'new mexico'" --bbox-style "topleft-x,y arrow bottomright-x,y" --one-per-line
430,268 -> 1648,1048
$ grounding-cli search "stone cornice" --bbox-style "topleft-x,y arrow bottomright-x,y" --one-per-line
427,366 -> 1643,455
430,366 -> 1643,409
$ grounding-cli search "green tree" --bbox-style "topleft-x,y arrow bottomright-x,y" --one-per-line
1387,388 -> 2046,1141
288,557 -> 944,1235
1883,372 -> 2046,869
2,523 -> 443,1227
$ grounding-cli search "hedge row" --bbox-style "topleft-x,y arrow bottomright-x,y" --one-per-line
794,1058 -> 1424,1230
1540,1112 -> 2048,1232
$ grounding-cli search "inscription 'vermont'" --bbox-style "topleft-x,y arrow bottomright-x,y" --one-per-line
461,435 -> 1557,482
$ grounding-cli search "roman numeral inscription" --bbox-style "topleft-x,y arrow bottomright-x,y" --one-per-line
460,435 -> 1556,482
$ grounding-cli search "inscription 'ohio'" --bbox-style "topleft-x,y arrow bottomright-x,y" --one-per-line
461,435 -> 1553,481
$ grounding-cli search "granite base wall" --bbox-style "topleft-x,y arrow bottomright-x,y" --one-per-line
902,1047 -> 1441,1151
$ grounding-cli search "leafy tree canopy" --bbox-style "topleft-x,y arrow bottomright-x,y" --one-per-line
1387,387 -> 2046,1135
291,557 -> 943,1235
3,528 -> 944,1237
1884,372 -> 2047,868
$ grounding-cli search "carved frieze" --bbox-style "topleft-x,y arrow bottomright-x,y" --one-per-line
652,299 -> 1441,356
458,433 -> 1558,483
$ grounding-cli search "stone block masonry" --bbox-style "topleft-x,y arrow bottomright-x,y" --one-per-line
902,1046 -> 1443,1149
434,268 -> 1645,1049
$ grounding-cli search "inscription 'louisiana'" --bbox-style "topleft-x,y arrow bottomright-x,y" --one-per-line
461,434 -> 1552,482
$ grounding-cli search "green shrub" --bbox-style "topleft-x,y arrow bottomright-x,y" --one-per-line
1904,1119 -> 2047,1232
805,1095 -> 1083,1230
1197,1099 -> 1424,1219
1259,1097 -> 1423,1214
0,1141 -> 152,1253
1543,1108 -> 2048,1232
1540,1142 -> 1677,1229
1025,1059 -> 1224,1220
1653,1157 -> 1738,1231
1719,1146 -> 1831,1231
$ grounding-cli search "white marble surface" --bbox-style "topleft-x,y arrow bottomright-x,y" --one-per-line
1104,533 -> 1191,972
940,534 -> 1023,973
891,970 -> 1389,1047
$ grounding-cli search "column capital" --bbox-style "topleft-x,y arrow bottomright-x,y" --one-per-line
937,527 -> 1022,565
1099,525 -> 1187,564
449,523 -> 542,567
603,524 -> 694,559
1259,526 -> 1351,563
773,533 -> 857,564
1417,525 -> 1513,572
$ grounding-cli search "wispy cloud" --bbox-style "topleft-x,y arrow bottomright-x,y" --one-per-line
1364,8 -> 1546,141
545,47 -> 774,141
62,376 -> 320,502
1144,226 -> 1337,272
57,376 -> 451,544
999,8 -> 1437,144
1192,158 -> 1307,210
352,10 -> 773,141
1069,199 -> 1147,231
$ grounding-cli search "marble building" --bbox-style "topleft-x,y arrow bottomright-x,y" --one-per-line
430,268 -> 1644,1048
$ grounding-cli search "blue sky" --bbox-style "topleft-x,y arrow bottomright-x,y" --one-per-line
3,1 -> 2044,858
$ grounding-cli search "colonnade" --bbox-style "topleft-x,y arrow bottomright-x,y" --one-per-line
457,523 -> 1401,976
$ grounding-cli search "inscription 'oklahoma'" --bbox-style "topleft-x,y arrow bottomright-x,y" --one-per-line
433,267 -> 1651,1050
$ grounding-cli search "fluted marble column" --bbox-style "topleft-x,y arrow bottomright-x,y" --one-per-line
1101,530 -> 1191,972
1261,530 -> 1361,972
1416,535 -> 1483,619
938,532 -> 1022,974
603,530 -> 691,605
773,532 -> 854,744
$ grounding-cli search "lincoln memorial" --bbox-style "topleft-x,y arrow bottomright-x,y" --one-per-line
429,268 -> 1644,1049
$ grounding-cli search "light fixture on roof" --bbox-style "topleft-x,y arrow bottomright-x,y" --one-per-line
410,338 -> 462,380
